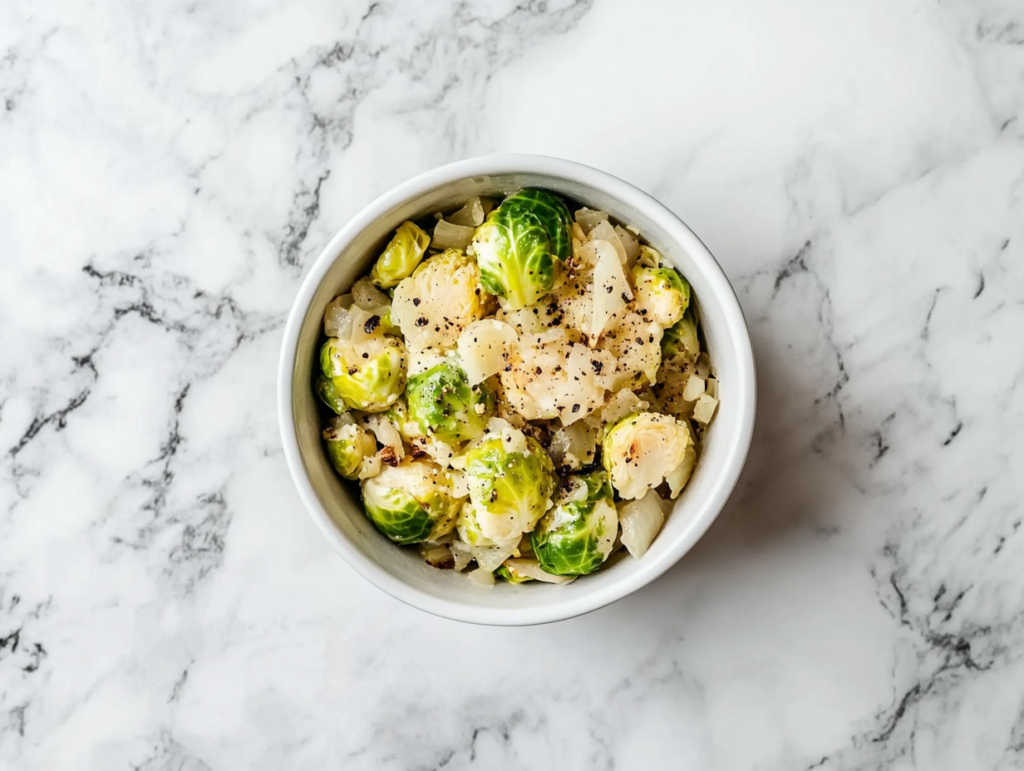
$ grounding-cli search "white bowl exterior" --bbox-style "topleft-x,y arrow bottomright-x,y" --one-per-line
278,156 -> 756,625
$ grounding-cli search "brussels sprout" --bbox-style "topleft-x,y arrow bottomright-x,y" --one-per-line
463,430 -> 556,543
661,308 -> 699,361
406,358 -> 495,443
371,221 -> 431,289
315,374 -> 348,415
633,265 -> 690,328
391,249 -> 492,351
320,335 -> 407,413
501,189 -> 572,262
383,397 -> 424,442
472,189 -> 572,310
532,470 -> 618,576
361,459 -> 465,544
322,414 -> 377,480
602,411 -> 694,500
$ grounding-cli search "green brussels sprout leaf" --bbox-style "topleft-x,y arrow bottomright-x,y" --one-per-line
361,460 -> 465,545
532,469 -> 618,576
371,221 -> 431,289
406,359 -> 495,443
464,434 -> 556,541
320,336 -> 407,413
472,189 -> 573,310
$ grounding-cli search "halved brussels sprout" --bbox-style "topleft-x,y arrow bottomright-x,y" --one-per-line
602,411 -> 695,500
370,221 -> 431,289
361,459 -> 465,544
382,397 -> 424,442
320,335 -> 407,413
532,470 -> 618,576
322,414 -> 377,480
472,189 -> 572,310
315,374 -> 348,415
633,265 -> 690,328
463,427 -> 556,543
501,189 -> 572,262
391,249 -> 492,351
406,358 -> 495,443
661,307 -> 699,362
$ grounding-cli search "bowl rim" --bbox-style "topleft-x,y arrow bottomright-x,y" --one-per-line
278,154 -> 756,626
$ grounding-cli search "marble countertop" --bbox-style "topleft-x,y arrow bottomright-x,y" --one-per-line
3,0 -> 1024,768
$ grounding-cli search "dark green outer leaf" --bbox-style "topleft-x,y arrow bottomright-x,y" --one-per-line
501,189 -> 573,262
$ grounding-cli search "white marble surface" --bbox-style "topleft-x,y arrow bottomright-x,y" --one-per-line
2,0 -> 1024,767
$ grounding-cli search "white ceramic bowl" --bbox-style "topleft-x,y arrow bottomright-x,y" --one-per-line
278,155 -> 756,626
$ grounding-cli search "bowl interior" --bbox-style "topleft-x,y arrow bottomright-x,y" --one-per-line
288,167 -> 753,623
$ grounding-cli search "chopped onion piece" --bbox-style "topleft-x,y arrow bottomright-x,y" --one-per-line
706,378 -> 719,399
458,319 -> 516,386
469,567 -> 496,586
486,417 -> 528,455
347,304 -> 391,344
447,197 -> 485,227
682,374 -> 706,402
696,352 -> 712,380
446,469 -> 469,498
618,490 -> 671,558
473,540 -> 520,572
590,241 -> 632,339
360,414 -> 404,461
575,208 -> 610,234
503,559 -> 575,584
615,225 -> 641,265
432,219 -> 475,250
450,540 -> 474,571
693,393 -> 718,424
571,222 -> 587,242
419,542 -> 454,569
357,453 -> 382,480
323,295 -> 355,338
565,420 -> 597,466
590,221 -> 627,264
352,277 -> 391,311
548,429 -> 571,466
600,389 -> 648,426
408,349 -> 449,376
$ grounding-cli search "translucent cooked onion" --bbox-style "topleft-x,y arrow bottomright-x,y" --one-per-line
357,452 -> 382,479
600,389 -> 648,426
693,393 -> 718,424
575,208 -> 609,234
589,221 -> 627,264
590,240 -> 632,339
618,490 -> 671,558
323,294 -> 354,337
615,225 -> 641,264
450,540 -> 475,571
360,413 -> 404,460
682,374 -> 706,402
562,420 -> 597,467
433,219 -> 475,250
352,277 -> 391,311
457,319 -> 516,386
447,198 -> 485,227
469,567 -> 496,585
696,352 -> 712,379
503,559 -> 575,584
419,542 -> 454,568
